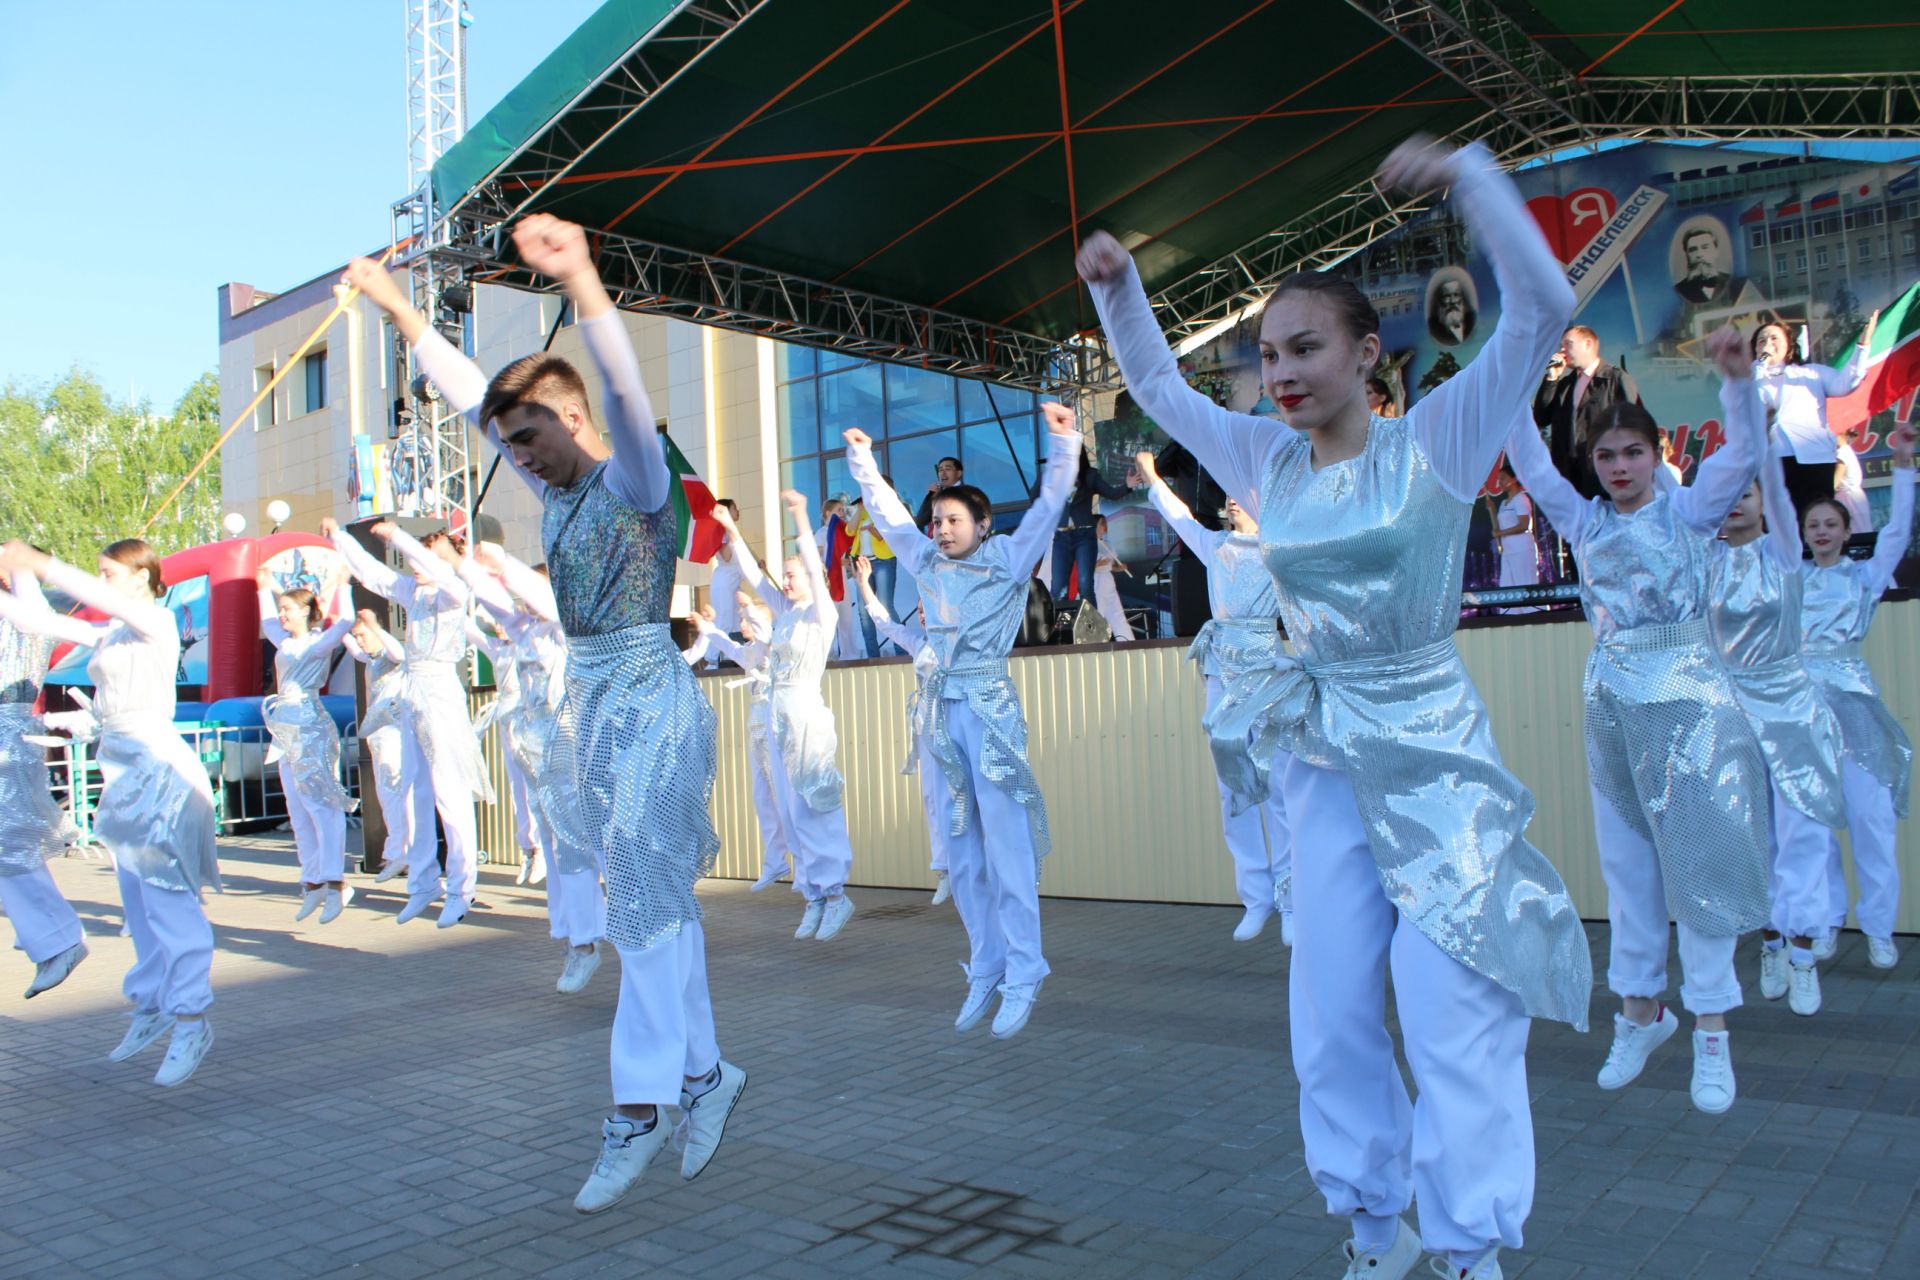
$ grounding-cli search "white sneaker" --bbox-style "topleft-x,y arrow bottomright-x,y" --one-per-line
573,1116 -> 670,1214
1690,1029 -> 1736,1114
1232,905 -> 1273,942
557,942 -> 603,994
25,941 -> 88,999
1428,1253 -> 1503,1279
319,885 -> 353,924
1340,1217 -> 1419,1279
108,1009 -> 174,1062
515,850 -> 536,886
1867,936 -> 1899,969
153,1019 -> 214,1087
991,980 -> 1041,1039
954,965 -> 1003,1032
395,894 -> 433,924
1280,908 -> 1295,947
750,862 -> 787,892
1758,943 -> 1788,999
814,895 -> 855,941
1596,1006 -> 1678,1090
1812,932 -> 1838,961
436,895 -> 470,928
527,853 -> 547,886
793,900 -> 825,939
930,873 -> 951,906
374,859 -> 408,884
294,888 -> 325,922
675,1060 -> 747,1181
1787,958 -> 1822,1016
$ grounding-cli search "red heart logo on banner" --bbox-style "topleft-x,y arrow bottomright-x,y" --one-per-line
1527,188 -> 1620,264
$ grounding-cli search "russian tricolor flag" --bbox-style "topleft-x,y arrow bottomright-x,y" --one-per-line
1810,189 -> 1839,210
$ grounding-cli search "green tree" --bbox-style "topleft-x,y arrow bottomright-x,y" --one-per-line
0,368 -> 221,564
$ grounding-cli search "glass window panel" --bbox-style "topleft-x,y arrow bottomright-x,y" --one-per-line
781,457 -> 824,532
778,380 -> 819,457
819,348 -> 866,372
823,452 -> 874,516
885,363 -> 956,434
956,377 -> 1005,424
884,430 -> 958,506
777,342 -> 816,380
818,363 -> 885,441
962,418 -> 1041,508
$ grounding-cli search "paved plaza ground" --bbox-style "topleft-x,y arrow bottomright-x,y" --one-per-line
1,834 -> 1916,1279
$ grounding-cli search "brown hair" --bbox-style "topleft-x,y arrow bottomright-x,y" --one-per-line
1751,321 -> 1800,365
279,587 -> 322,628
421,528 -> 468,556
1263,272 -> 1380,342
102,538 -> 164,597
478,353 -> 592,431
1802,497 -> 1852,533
1564,324 -> 1599,346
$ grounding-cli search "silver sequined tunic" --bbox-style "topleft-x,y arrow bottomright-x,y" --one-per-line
1799,467 -> 1916,816
870,611 -> 938,776
0,587 -> 70,874
543,462 -> 719,951
263,622 -> 357,816
765,606 -> 846,812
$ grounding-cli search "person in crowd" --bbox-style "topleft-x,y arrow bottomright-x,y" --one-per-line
1050,446 -> 1136,604
1091,515 -> 1135,641
1533,324 -> 1643,499
1489,461 -> 1540,613
1754,314 -> 1879,520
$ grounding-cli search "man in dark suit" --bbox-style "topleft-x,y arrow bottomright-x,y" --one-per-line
1532,325 -> 1643,498
1672,227 -> 1746,305
911,455 -> 964,529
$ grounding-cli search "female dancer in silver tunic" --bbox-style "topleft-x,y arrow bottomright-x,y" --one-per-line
344,611 -> 415,883
1710,444 -> 1859,1016
344,213 -> 743,1214
258,567 -> 358,923
693,599 -> 799,894
0,540 -> 220,1086
0,564 -> 87,998
1504,327 -> 1769,1118
1083,135 -> 1589,1280
325,519 -> 494,928
719,494 -> 858,941
1135,449 -> 1292,945
1798,439 -> 1916,970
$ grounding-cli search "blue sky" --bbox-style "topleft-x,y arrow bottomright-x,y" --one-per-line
0,0 -> 604,409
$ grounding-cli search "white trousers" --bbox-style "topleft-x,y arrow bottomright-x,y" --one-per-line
403,729 -> 478,904
766,750 -> 853,902
943,701 -> 1047,986
1768,780 -> 1833,940
505,755 -> 538,851
611,920 -> 719,1107
832,598 -> 867,661
365,725 -> 413,872
1824,759 -> 1901,938
1204,676 -> 1291,913
1093,569 -> 1134,641
749,737 -> 793,880
549,863 -> 607,947
279,761 -> 347,885
0,864 -> 84,964
1286,755 -> 1532,1260
1591,783 -> 1741,1015
116,863 -> 213,1017
915,734 -> 953,875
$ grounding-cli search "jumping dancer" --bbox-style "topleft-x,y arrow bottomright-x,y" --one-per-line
851,555 -> 952,907
843,401 -> 1081,1040
258,565 -> 359,923
0,562 -> 87,998
1134,450 -> 1292,944
1503,325 -> 1770,1117
0,540 -> 220,1086
466,614 -> 543,885
344,213 -> 743,1215
324,518 -> 494,928
343,610 -> 415,884
1798,430 -> 1916,970
713,496 -> 858,941
1082,134 -> 1591,1280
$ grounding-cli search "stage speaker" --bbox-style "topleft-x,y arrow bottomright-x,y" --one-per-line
1016,579 -> 1055,648
1049,600 -> 1111,645
1169,556 -> 1211,638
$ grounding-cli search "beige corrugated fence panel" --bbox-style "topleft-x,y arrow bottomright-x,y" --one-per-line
693,601 -> 1920,933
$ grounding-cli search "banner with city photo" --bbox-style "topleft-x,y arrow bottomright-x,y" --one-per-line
1098,140 -> 1920,616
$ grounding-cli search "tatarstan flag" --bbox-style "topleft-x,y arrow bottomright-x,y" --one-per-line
661,431 -> 724,563
1828,279 -> 1920,438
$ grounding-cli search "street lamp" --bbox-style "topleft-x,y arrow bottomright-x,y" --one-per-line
266,500 -> 291,533
222,512 -> 246,537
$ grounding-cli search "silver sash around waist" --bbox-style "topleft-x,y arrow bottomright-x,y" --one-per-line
1239,635 -> 1591,1029
552,624 -> 719,951
1584,618 -> 1772,936
766,678 -> 845,813
1186,617 -> 1282,676
1721,654 -> 1847,829
399,660 -> 494,804
1188,619 -> 1289,815
262,685 -> 356,815
1802,643 -> 1912,817
0,703 -> 74,874
94,712 -> 220,896
918,660 -> 1050,882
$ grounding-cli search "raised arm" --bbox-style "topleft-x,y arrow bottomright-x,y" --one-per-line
457,557 -> 520,630
710,504 -> 789,618
1822,312 -> 1878,397
326,520 -> 409,606
24,552 -> 174,643
1080,243 -> 1274,515
1674,332 -> 1765,535
854,556 -> 922,654
1865,429 -> 1918,599
844,431 -> 935,575
257,572 -> 291,648
381,525 -> 469,602
1396,140 -> 1576,500
0,564 -> 102,649
1139,451 -> 1222,567
1502,412 -> 1591,545
783,491 -> 837,628
1006,406 -> 1085,573
494,550 -> 559,623
694,618 -> 751,665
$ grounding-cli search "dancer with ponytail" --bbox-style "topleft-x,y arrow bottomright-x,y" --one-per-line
1082,134 -> 1589,1280
0,540 -> 220,1086
1503,325 -> 1769,1116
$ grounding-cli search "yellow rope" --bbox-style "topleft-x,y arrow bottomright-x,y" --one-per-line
140,245 -> 400,536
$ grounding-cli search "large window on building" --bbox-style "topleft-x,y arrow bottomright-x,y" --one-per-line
777,345 -> 1044,528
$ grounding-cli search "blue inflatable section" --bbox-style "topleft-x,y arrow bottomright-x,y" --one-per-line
197,696 -> 355,733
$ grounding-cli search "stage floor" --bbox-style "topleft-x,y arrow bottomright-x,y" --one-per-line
2,836 -> 1915,1278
